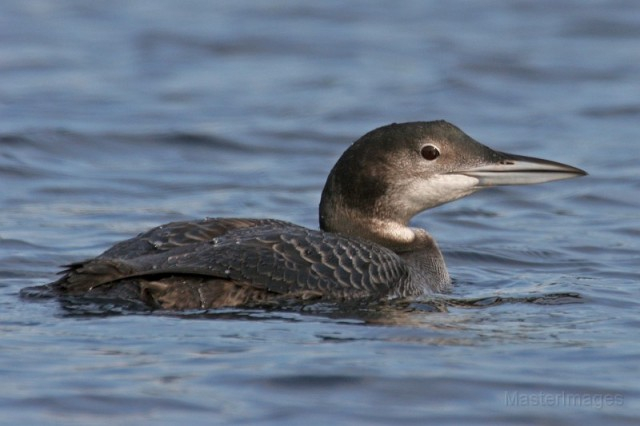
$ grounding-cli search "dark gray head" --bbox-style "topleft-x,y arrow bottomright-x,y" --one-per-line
319,120 -> 586,240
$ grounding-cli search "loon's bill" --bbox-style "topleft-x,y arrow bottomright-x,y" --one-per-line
456,152 -> 587,187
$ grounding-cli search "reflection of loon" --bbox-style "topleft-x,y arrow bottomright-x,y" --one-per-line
35,121 -> 586,309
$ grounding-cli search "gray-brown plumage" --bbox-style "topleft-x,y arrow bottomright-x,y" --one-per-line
24,121 -> 586,309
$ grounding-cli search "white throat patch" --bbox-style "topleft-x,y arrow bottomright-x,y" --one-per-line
393,174 -> 481,218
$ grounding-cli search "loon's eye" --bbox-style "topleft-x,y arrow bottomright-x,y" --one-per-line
421,145 -> 440,161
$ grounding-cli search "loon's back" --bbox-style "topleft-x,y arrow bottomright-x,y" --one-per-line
41,218 -> 418,309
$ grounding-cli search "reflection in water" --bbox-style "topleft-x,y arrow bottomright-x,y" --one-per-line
22,283 -> 582,329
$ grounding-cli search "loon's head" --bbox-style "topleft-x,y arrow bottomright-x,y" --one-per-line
319,120 -> 586,240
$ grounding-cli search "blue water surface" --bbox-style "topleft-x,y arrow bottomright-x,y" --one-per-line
1,1 -> 639,425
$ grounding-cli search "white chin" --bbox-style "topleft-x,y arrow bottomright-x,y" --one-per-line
400,174 -> 480,214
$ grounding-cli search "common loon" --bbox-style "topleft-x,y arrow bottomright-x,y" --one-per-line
27,121 -> 586,309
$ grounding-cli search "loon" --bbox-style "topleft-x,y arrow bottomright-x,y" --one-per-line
27,121 -> 586,309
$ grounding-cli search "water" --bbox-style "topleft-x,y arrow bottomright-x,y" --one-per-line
1,1 -> 639,424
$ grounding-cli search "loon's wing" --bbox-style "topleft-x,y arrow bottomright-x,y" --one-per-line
59,225 -> 408,301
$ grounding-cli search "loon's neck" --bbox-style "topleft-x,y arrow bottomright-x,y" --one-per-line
323,212 -> 412,247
